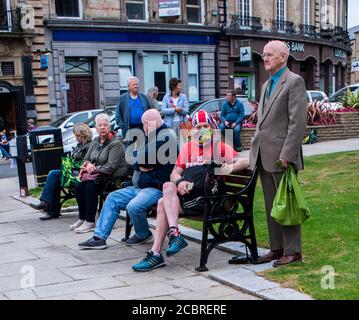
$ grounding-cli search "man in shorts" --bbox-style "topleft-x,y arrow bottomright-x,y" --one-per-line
132,110 -> 249,271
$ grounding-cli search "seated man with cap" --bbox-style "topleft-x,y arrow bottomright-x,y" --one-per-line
132,110 -> 249,271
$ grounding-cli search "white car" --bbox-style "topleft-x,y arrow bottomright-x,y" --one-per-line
326,84 -> 359,110
51,109 -> 104,134
306,90 -> 328,104
62,106 -> 118,154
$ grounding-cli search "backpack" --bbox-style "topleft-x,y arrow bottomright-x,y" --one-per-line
179,164 -> 226,216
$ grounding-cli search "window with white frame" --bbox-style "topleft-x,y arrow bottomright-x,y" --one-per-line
276,0 -> 286,22
303,0 -> 311,25
126,0 -> 147,21
322,0 -> 328,25
55,0 -> 82,18
118,52 -> 134,94
237,0 -> 252,26
0,0 -> 12,31
186,0 -> 203,24
188,53 -> 200,102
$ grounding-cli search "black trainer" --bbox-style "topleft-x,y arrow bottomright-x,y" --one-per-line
78,237 -> 107,250
124,231 -> 153,246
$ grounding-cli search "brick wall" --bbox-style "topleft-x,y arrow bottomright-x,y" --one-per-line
240,112 -> 359,149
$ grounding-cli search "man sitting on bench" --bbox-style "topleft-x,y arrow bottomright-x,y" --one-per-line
79,109 -> 177,249
132,110 -> 249,271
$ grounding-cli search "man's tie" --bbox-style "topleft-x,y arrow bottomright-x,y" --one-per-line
262,79 -> 273,114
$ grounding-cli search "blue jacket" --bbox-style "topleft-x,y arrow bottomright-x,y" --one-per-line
115,92 -> 151,138
161,93 -> 189,127
220,99 -> 245,126
134,124 -> 177,190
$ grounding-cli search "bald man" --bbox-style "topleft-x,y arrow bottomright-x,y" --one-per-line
243,40 -> 307,267
79,109 -> 177,249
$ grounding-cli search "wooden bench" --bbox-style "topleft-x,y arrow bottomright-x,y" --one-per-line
123,167 -> 259,272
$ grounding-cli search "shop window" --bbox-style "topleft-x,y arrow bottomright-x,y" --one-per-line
118,52 -> 134,94
186,0 -> 203,24
1,61 -> 14,76
303,0 -> 311,25
55,0 -> 82,18
188,53 -> 199,102
65,58 -> 92,75
126,0 -> 147,21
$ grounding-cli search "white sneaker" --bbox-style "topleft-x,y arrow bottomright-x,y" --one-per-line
69,219 -> 85,231
75,221 -> 95,234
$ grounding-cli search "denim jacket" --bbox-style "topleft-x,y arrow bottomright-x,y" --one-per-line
161,93 -> 189,127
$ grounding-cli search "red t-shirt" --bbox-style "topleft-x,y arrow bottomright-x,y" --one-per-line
175,141 -> 238,170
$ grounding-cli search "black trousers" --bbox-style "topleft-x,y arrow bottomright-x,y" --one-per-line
75,180 -> 100,223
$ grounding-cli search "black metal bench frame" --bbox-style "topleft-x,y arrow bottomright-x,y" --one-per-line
123,167 -> 259,272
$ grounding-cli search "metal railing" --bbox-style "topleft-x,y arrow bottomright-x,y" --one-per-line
229,15 -> 263,31
0,9 -> 22,33
299,24 -> 317,37
271,20 -> 295,33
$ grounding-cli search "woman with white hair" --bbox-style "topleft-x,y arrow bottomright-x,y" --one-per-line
147,87 -> 161,111
73,113 -> 131,233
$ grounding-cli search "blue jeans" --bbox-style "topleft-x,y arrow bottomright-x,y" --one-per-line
94,186 -> 163,240
220,123 -> 242,149
0,145 -> 10,158
40,170 -> 62,214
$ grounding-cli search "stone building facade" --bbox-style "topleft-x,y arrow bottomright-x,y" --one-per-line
349,25 -> 359,84
43,0 -> 221,119
218,0 -> 352,101
0,0 -> 49,133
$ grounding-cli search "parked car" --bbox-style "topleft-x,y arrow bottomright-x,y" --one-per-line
190,97 -> 254,126
51,109 -> 104,134
188,100 -> 206,115
326,84 -> 359,110
306,90 -> 328,104
62,106 -> 117,154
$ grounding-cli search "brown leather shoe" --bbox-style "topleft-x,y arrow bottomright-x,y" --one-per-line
273,253 -> 302,268
255,249 -> 283,264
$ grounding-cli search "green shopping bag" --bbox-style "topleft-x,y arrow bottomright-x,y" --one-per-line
270,165 -> 310,226
60,156 -> 83,189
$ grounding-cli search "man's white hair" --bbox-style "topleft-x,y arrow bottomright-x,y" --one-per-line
127,76 -> 140,87
95,113 -> 111,125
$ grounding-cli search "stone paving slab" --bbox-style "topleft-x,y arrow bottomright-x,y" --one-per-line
256,287 -> 313,300
96,282 -> 189,300
209,268 -> 280,294
4,289 -> 38,300
0,250 -> 38,265
0,255 -> 86,277
33,276 -> 126,299
42,292 -> 104,300
0,269 -> 73,293
60,261 -> 135,280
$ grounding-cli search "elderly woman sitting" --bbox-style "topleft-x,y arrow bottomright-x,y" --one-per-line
30,123 -> 93,220
73,113 -> 131,234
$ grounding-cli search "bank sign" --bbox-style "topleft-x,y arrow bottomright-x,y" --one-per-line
159,0 -> 181,17
286,41 -> 305,53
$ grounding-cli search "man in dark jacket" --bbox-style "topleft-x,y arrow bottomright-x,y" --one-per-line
79,109 -> 177,249
115,76 -> 151,139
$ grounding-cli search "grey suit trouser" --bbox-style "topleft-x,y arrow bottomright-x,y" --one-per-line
257,158 -> 302,256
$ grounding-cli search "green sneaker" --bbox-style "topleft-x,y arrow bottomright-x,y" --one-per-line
132,251 -> 165,272
166,234 -> 188,257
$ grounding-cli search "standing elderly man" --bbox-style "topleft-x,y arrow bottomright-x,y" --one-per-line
116,76 -> 151,139
245,40 -> 307,267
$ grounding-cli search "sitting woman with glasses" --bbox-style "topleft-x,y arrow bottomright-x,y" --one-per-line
73,113 -> 131,234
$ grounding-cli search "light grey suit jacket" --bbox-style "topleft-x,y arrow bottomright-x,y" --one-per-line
249,69 -> 307,173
